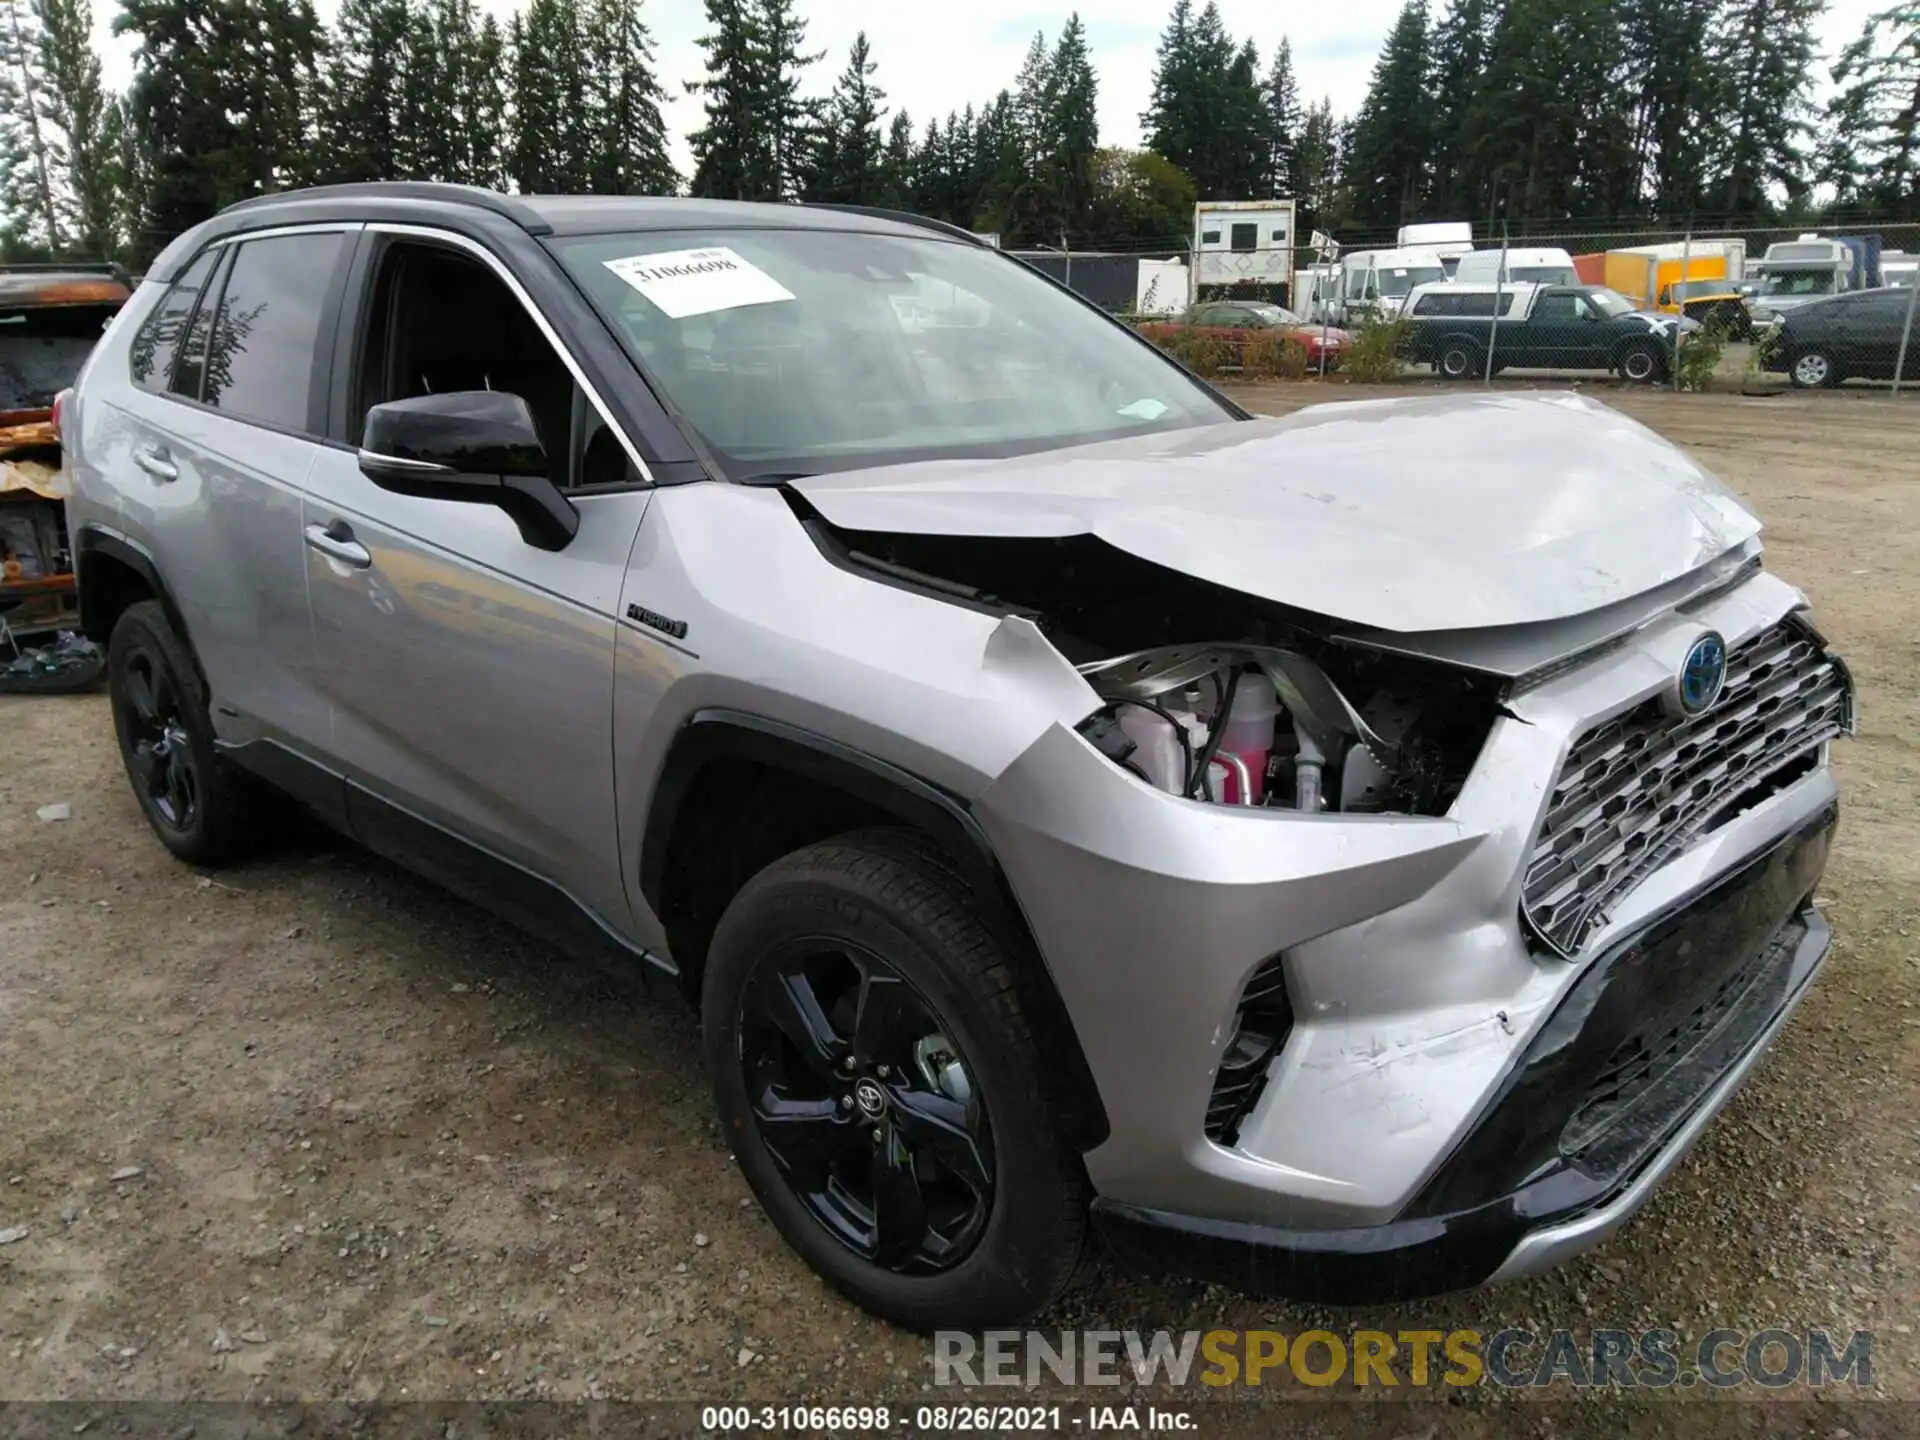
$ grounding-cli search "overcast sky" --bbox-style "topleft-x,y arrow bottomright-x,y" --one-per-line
94,0 -> 1885,180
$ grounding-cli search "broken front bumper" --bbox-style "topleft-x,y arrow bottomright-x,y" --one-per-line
971,569 -> 1844,1297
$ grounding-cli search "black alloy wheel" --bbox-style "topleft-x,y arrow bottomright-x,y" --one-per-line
118,646 -> 199,833
738,940 -> 993,1273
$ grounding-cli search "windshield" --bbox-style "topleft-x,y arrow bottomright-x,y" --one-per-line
1758,268 -> 1836,298
1378,266 -> 1446,297
1586,289 -> 1638,318
0,304 -> 118,412
1667,280 -> 1730,300
1244,302 -> 1303,326
552,229 -> 1233,475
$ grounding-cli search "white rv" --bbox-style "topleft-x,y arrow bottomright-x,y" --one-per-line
1453,247 -> 1579,287
1190,200 -> 1297,302
1335,247 -> 1449,324
1396,221 -> 1475,277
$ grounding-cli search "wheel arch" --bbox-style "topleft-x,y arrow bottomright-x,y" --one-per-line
75,529 -> 188,649
640,709 -> 1110,1152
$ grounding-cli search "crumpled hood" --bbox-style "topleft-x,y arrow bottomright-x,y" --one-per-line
791,391 -> 1761,633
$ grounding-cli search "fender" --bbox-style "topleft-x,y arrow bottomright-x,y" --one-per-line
641,709 -> 1111,1151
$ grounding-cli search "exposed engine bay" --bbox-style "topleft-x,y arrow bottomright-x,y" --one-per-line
797,509 -> 1504,817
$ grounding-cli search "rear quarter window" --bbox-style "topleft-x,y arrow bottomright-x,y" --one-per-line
129,249 -> 219,392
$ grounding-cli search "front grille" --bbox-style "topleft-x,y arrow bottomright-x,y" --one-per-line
1204,954 -> 1292,1147
1523,617 -> 1850,955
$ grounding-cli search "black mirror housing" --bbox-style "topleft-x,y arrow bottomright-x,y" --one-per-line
358,391 -> 578,551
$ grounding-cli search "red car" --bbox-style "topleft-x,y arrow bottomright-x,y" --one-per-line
1139,299 -> 1351,371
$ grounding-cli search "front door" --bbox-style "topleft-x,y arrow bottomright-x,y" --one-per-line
301,232 -> 651,936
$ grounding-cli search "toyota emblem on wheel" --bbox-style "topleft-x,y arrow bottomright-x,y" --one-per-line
852,1077 -> 888,1119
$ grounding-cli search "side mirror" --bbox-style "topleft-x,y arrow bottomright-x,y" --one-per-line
358,391 -> 578,551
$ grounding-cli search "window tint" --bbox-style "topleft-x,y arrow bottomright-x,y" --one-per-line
200,232 -> 347,430
129,249 -> 218,390
1533,293 -> 1578,322
171,250 -> 229,400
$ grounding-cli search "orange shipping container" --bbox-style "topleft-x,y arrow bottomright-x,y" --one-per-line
1573,252 -> 1608,286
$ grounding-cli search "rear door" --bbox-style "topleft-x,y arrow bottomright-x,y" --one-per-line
105,227 -> 355,757
1850,290 -> 1914,377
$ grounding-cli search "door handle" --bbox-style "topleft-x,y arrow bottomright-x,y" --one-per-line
133,446 -> 178,482
303,520 -> 372,569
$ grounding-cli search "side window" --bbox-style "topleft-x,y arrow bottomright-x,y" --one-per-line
171,249 -> 231,401
129,249 -> 218,390
1200,229 -> 1221,246
1572,295 -> 1597,321
1533,293 -> 1577,323
201,232 -> 348,429
1415,293 -> 1455,317
354,241 -> 604,490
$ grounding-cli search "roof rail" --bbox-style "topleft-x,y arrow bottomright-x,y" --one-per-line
800,204 -> 989,247
219,182 -> 552,234
0,260 -> 128,279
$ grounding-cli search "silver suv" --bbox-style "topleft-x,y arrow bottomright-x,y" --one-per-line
65,184 -> 1853,1330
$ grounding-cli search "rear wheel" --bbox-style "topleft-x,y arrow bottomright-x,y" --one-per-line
703,829 -> 1086,1331
1789,347 -> 1840,389
1437,339 -> 1482,380
108,601 -> 267,864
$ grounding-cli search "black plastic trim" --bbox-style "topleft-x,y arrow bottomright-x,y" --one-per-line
73,528 -> 192,650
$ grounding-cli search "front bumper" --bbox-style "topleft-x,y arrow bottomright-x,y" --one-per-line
1087,812 -> 1833,1300
971,569 -> 1846,1291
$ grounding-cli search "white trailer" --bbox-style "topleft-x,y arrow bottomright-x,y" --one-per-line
1134,258 -> 1189,316
1396,221 -> 1475,276
1191,200 -> 1297,304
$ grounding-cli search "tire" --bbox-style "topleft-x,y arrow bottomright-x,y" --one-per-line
703,828 -> 1087,1331
107,600 -> 267,865
1618,341 -> 1665,383
1789,347 -> 1840,389
1437,339 -> 1482,380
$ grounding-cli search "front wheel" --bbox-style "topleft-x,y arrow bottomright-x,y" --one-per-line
702,829 -> 1087,1331
1619,341 -> 1665,383
1789,347 -> 1841,389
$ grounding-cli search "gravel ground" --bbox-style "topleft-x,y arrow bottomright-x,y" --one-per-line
1,385 -> 1916,1434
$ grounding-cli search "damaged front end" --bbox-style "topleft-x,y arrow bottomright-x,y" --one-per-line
799,508 -> 1506,823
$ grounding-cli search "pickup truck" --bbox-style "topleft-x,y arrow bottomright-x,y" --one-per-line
1403,281 -> 1695,382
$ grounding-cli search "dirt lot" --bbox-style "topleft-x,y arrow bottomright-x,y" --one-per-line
2,385 -> 1917,1432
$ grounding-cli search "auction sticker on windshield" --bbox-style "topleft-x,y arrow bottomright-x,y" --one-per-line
603,246 -> 795,319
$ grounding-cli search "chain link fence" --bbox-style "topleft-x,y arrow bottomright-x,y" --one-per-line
1041,221 -> 1920,397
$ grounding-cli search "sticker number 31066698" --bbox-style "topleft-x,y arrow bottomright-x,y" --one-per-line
602,246 -> 797,320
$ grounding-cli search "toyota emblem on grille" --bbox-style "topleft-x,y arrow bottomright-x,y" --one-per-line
1672,631 -> 1728,716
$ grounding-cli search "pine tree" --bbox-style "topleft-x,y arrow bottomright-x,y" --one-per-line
758,0 -> 821,201
1220,37 -> 1267,197
1143,0 -> 1199,184
116,0 -> 321,251
880,108 -> 913,208
1293,97 -> 1340,225
1047,15 -> 1100,229
512,0 -> 591,192
583,0 -> 676,194
464,14 -> 508,187
1263,37 -> 1301,199
1619,0 -> 1717,220
687,0 -> 772,199
1709,0 -> 1826,220
322,0 -> 413,182
0,0 -> 66,253
1344,0 -> 1432,229
1820,4 -> 1916,210
1425,0 -> 1489,219
805,30 -> 885,203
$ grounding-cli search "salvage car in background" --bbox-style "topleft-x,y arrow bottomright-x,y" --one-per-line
66,185 -> 1853,1332
1137,299 -> 1350,371
1765,287 -> 1918,388
1,264 -> 129,689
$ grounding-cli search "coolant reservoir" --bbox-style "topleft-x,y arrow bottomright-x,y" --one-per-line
1216,671 -> 1280,803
